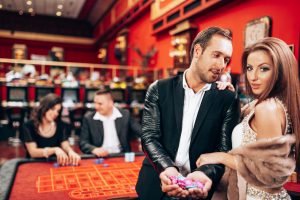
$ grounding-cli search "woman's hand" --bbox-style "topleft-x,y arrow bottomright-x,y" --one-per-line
196,152 -> 224,167
68,150 -> 81,166
54,147 -> 69,166
216,81 -> 235,92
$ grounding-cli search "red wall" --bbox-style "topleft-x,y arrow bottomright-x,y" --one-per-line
104,0 -> 299,74
105,10 -> 173,70
189,0 -> 299,74
128,11 -> 157,68
0,37 -> 99,63
107,38 -> 119,65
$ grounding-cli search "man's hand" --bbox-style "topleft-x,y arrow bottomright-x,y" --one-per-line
159,167 -> 189,198
91,147 -> 109,157
186,171 -> 212,199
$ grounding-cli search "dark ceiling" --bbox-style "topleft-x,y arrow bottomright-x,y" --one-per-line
0,0 -> 117,38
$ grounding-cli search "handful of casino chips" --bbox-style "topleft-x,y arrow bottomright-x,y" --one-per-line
169,175 -> 204,190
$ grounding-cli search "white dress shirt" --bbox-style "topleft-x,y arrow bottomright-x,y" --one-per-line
175,70 -> 211,175
93,107 -> 123,153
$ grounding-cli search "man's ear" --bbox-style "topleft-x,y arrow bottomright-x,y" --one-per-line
194,44 -> 202,58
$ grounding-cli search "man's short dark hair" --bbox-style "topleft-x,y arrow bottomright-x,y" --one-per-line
190,26 -> 232,60
95,87 -> 111,96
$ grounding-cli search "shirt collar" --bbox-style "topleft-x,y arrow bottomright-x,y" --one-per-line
182,70 -> 211,92
93,107 -> 122,121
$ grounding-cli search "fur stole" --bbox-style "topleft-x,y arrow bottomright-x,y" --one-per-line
213,134 -> 296,200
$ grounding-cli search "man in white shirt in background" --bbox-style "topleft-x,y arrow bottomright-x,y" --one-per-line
79,88 -> 141,156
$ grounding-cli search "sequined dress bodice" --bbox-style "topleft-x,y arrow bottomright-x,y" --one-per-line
231,98 -> 292,200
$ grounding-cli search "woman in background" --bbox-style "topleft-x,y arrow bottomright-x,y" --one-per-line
197,37 -> 299,199
23,93 -> 81,166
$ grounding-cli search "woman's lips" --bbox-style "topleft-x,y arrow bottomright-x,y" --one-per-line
250,84 -> 260,89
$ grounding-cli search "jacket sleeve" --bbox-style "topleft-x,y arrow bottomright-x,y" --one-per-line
79,116 -> 97,154
195,95 -> 240,184
141,81 -> 176,173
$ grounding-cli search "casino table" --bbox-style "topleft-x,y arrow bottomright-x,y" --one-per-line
0,153 -> 144,200
1,155 -> 299,200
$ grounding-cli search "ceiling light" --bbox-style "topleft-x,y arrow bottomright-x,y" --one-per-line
0,4 -> 2,9
57,4 -> 63,9
28,8 -> 33,13
56,11 -> 62,16
26,1 -> 32,6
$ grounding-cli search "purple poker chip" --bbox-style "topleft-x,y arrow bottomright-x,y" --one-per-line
94,158 -> 105,164
195,181 -> 204,189
53,163 -> 60,168
168,175 -> 204,190
169,176 -> 177,184
177,179 -> 186,189
98,158 -> 104,164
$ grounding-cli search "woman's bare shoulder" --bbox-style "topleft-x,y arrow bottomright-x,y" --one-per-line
253,98 -> 285,138
254,98 -> 285,116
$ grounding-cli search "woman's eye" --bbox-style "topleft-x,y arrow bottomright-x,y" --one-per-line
246,66 -> 252,71
260,66 -> 270,72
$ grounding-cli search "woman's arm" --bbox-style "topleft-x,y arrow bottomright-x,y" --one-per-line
196,152 -> 237,170
25,142 -> 62,158
61,140 -> 73,153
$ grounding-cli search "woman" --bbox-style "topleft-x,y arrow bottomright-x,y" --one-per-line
197,37 -> 299,199
23,93 -> 81,166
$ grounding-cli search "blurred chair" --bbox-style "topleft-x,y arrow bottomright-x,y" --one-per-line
6,107 -> 27,146
68,107 -> 85,145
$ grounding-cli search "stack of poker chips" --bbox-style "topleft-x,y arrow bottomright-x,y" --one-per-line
124,152 -> 135,162
169,175 -> 204,189
94,158 -> 109,167
95,158 -> 104,164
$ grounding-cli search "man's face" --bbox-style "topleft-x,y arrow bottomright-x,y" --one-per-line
94,94 -> 114,116
194,35 -> 233,83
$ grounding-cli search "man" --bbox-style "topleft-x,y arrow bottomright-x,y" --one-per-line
136,27 -> 240,199
80,89 -> 141,156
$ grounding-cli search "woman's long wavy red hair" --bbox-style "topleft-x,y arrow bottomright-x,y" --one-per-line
242,37 -> 300,176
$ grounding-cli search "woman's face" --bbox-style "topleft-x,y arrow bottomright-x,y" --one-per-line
44,104 -> 61,122
246,50 -> 274,96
